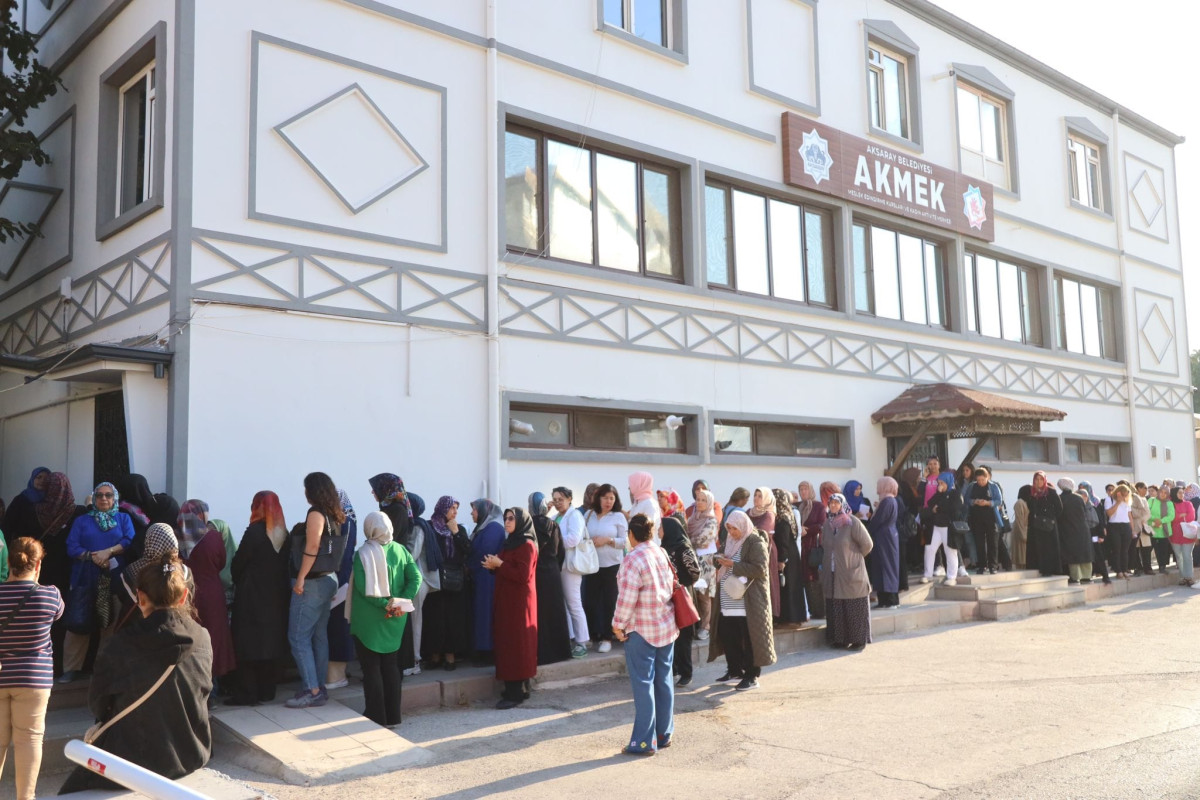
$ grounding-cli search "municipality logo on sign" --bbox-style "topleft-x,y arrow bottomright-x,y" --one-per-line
962,184 -> 987,230
799,128 -> 832,185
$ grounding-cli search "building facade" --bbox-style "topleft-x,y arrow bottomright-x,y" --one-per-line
0,0 -> 1191,532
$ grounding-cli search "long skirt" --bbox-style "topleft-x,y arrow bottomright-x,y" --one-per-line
824,596 -> 872,646
420,589 -> 471,658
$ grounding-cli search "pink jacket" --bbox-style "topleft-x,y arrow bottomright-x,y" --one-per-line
1170,501 -> 1196,545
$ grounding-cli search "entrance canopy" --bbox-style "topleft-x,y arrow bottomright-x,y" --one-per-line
872,383 -> 1066,477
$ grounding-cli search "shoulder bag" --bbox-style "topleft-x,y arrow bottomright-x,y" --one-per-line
950,520 -> 972,552
1181,520 -> 1200,540
0,585 -> 38,672
85,664 -> 176,745
565,520 -> 600,576
666,557 -> 700,629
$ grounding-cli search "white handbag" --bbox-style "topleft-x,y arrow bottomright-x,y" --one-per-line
566,524 -> 600,575
1181,520 -> 1200,540
722,575 -> 749,600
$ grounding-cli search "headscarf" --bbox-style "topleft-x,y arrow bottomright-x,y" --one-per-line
688,489 -> 716,540
900,467 -> 921,492
503,507 -> 535,550
691,479 -> 711,498
409,494 -> 443,573
772,489 -> 796,534
750,486 -> 775,517
656,489 -> 685,519
719,510 -> 753,582
797,482 -> 815,525
628,471 -> 654,503
471,499 -> 502,537
877,476 -> 898,498
21,467 -> 50,504
35,471 -> 75,533
1030,470 -> 1050,499
177,499 -> 211,558
937,471 -> 956,492
1186,483 -> 1200,503
123,523 -> 178,590
368,473 -> 411,520
338,489 -> 356,522
250,491 -> 288,552
819,481 -> 839,507
150,494 -> 181,529
89,482 -> 121,532
1078,481 -> 1098,506
843,480 -> 865,514
430,495 -> 459,560
115,474 -> 156,518
346,511 -> 394,621
528,491 -> 550,517
1057,477 -> 1076,493
827,492 -> 853,528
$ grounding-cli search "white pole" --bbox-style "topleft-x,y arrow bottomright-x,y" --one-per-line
63,740 -> 212,800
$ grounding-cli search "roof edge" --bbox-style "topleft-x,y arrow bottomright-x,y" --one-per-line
0,343 -> 172,375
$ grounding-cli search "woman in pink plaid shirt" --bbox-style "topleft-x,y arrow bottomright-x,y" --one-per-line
612,514 -> 679,756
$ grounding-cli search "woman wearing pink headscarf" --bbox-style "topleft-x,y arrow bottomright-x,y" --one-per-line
627,472 -> 661,542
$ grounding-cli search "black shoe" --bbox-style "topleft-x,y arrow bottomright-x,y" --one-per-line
444,661 -> 457,672
975,568 -> 986,575
495,698 -> 522,710
1080,578 -> 1092,584
1067,578 -> 1079,584
847,643 -> 866,651
676,675 -> 692,687
715,672 -> 741,683
734,677 -> 759,691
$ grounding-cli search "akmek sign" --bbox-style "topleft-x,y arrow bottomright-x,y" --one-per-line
782,113 -> 995,241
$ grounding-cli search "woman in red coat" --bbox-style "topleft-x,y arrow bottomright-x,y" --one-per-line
180,500 -> 236,685
482,507 -> 538,709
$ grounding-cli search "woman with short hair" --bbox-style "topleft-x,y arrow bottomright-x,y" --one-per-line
584,484 -> 628,655
707,510 -> 775,691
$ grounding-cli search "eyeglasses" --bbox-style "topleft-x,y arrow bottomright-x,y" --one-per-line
94,492 -> 114,499
504,514 -> 515,521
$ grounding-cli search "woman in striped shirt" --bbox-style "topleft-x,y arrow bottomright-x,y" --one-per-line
0,537 -> 65,800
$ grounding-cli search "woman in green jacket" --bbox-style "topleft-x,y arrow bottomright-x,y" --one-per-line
1147,486 -> 1175,575
348,511 -> 421,728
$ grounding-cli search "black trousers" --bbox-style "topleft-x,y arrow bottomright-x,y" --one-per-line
583,565 -> 620,642
672,622 -> 693,680
976,522 -> 999,569
1136,543 -> 1154,574
718,615 -> 759,680
1152,537 -> 1174,571
897,537 -> 910,591
1108,523 -> 1131,573
1092,539 -> 1110,579
354,637 -> 402,727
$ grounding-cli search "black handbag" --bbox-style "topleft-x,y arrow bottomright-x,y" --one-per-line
439,564 -> 466,593
950,520 -> 971,551
290,514 -> 348,576
808,544 -> 824,569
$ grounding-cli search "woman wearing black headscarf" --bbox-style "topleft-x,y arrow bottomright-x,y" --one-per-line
774,488 -> 808,623
529,493 -> 571,666
3,467 -> 50,542
421,496 -> 470,670
482,508 -> 538,709
368,474 -> 414,551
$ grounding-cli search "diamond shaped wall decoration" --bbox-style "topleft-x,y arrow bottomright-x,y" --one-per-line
275,84 -> 428,214
1130,170 -> 1164,228
1140,302 -> 1174,364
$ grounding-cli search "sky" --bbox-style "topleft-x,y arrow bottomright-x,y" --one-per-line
928,0 -> 1198,352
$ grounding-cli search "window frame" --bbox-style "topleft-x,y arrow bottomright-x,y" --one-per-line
708,411 -> 855,467
975,435 -> 1058,466
96,22 -> 167,241
955,82 -> 1013,191
115,62 -> 157,217
597,0 -> 688,62
1054,273 -> 1120,361
503,122 -> 686,283
703,179 -> 837,309
963,251 -> 1044,347
1062,437 -> 1129,468
863,20 -> 923,151
852,218 -> 949,330
1066,130 -> 1109,215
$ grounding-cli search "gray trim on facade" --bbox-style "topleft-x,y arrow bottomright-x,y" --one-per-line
1064,117 -> 1114,219
952,64 -> 1020,195
707,409 -> 856,468
951,63 -> 1013,99
745,0 -> 821,116
863,19 -> 923,152
594,0 -> 689,64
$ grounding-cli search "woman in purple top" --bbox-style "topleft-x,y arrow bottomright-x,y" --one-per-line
0,537 -> 65,800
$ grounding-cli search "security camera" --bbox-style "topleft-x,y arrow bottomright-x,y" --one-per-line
509,419 -> 535,436
715,440 -> 733,451
665,415 -> 686,431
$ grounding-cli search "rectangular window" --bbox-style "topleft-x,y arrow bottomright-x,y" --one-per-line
509,404 -> 685,453
705,182 -> 835,307
505,125 -> 683,280
957,84 -> 1010,190
713,420 -> 843,459
604,0 -> 669,49
964,253 -> 1042,345
1067,134 -> 1105,211
868,46 -> 909,139
977,436 -> 1054,463
117,63 -> 156,214
852,221 -> 945,327
1064,438 -> 1126,466
1056,276 -> 1117,360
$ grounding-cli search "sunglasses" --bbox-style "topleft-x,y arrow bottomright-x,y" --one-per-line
504,514 -> 516,520
94,492 -> 115,499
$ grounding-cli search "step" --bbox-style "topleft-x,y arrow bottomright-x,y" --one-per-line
956,569 -> 1042,586
1084,570 -> 1186,600
934,575 -> 1069,602
977,586 -> 1087,620
38,706 -> 95,774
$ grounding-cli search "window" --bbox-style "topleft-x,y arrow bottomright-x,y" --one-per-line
957,85 -> 1010,190
504,124 -> 683,280
1056,275 -> 1118,360
97,23 -> 166,240
853,221 -> 946,328
509,404 -> 686,453
713,420 -> 844,459
963,253 -> 1042,345
1064,438 -> 1127,466
1067,134 -> 1105,212
603,0 -> 673,50
704,182 -> 835,306
868,46 -> 909,139
976,436 -> 1055,464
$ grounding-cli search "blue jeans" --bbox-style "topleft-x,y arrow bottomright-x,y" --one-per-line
623,632 -> 674,752
1172,542 -> 1195,582
288,574 -> 337,692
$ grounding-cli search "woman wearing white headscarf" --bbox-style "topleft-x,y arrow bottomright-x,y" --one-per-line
748,487 -> 781,619
348,511 -> 421,728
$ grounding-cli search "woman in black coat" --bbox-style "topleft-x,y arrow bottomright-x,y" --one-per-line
1056,478 -> 1093,583
660,510 -> 699,687
59,552 -> 212,794
227,491 -> 291,705
421,496 -> 472,670
1022,471 -> 1064,577
529,493 -> 571,666
773,489 -> 808,623
2,467 -> 50,542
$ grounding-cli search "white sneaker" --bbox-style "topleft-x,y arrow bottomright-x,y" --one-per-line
944,579 -> 957,587
325,678 -> 349,690
919,576 -> 931,584
934,566 -> 946,577
957,566 -> 969,578
697,629 -> 710,641
598,641 -> 613,653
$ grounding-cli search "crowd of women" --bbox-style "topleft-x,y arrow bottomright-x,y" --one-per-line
0,460 -> 1197,778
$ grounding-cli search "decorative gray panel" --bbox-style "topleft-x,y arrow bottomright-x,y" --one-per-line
0,183 -> 60,279
1134,289 -> 1178,376
1134,383 -> 1191,412
0,236 -> 170,354
191,230 -> 484,330
499,279 -> 1192,413
1124,153 -> 1169,242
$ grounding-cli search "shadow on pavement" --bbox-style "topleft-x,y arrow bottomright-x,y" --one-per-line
423,755 -> 625,799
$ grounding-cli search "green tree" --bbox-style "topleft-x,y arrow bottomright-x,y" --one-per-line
0,1 -> 62,244
1192,349 -> 1200,413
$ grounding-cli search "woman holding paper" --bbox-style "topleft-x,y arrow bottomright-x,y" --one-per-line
348,511 -> 421,728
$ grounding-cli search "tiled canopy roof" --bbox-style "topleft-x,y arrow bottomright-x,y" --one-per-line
871,383 -> 1067,425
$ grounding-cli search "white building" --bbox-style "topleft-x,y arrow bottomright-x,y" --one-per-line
0,0 -> 1191,532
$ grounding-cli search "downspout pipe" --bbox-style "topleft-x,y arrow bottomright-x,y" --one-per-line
1111,110 -> 1139,477
485,0 -> 501,503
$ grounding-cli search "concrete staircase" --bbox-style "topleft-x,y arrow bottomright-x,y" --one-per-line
932,569 -> 1087,620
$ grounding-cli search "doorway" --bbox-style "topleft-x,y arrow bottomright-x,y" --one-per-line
887,433 -> 948,476
93,391 -> 130,488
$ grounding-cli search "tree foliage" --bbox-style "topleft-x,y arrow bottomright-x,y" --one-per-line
0,0 -> 62,244
1191,349 -> 1200,414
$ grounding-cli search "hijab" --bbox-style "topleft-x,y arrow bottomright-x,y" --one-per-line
35,471 -> 75,532
750,486 -> 775,517
843,480 -> 865,514
819,481 -> 839,507
1078,481 -> 1098,506
657,489 -> 685,519
828,492 -> 853,529
338,489 -> 356,522
688,489 -> 716,540
346,511 -> 394,621
471,499 -> 502,537
124,523 -> 179,589
250,490 -> 289,552
937,471 -> 956,492
21,467 -> 49,504
1186,483 -> 1200,503
528,492 -> 550,517
409,493 -> 443,573
89,482 -> 121,532
115,474 -> 156,518
797,482 -> 815,525
177,499 -> 211,558
368,473 -> 411,519
1030,470 -> 1050,499
876,476 -> 898,498
719,509 -> 754,582
772,488 -> 797,533
430,495 -> 459,559
503,507 -> 536,550
628,471 -> 654,503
